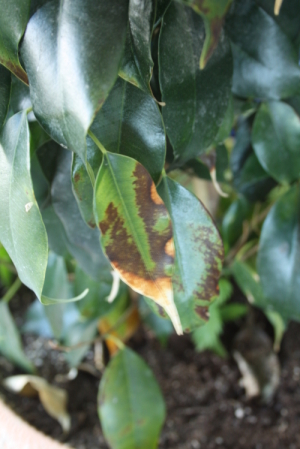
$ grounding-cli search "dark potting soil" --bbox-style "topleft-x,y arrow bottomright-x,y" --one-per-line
0,288 -> 300,449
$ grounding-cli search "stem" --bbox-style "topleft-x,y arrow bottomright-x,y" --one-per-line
86,161 -> 95,188
26,106 -> 33,114
104,334 -> 125,350
88,130 -> 107,154
2,277 -> 22,303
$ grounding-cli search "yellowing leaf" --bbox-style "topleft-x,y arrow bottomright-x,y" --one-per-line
3,375 -> 71,433
93,151 -> 182,334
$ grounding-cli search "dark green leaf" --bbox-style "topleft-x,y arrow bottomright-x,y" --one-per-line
21,0 -> 129,160
257,186 -> 300,320
0,0 -> 30,83
177,0 -> 233,69
93,151 -> 181,333
99,347 -> 165,449
215,95 -> 234,144
222,197 -> 252,251
119,0 -> 154,94
158,175 -> 224,331
252,101 -> 300,184
0,301 -> 34,372
0,111 -> 48,298
90,78 -> 166,183
159,2 -> 232,164
226,0 -> 300,99
7,74 -> 31,118
155,0 -> 172,26
0,65 -> 11,129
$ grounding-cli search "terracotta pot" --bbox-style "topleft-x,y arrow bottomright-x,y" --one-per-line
0,399 -> 74,449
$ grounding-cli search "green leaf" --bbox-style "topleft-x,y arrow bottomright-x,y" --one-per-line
257,186 -> 300,320
159,1 -> 232,164
41,252 -> 88,306
74,266 -> 115,319
0,111 -> 48,298
32,143 -> 112,282
93,151 -> 181,334
91,78 -> 166,184
155,0 -> 172,26
139,297 -> 174,345
158,175 -> 223,331
0,65 -> 11,129
214,95 -> 234,144
178,0 -> 233,69
0,0 -> 30,83
222,197 -> 252,251
99,347 -> 165,449
232,260 -> 267,308
20,0 -> 129,161
0,301 -> 34,372
226,0 -> 300,100
252,101 -> 300,184
119,0 -> 154,95
64,318 -> 98,368
231,119 -> 276,202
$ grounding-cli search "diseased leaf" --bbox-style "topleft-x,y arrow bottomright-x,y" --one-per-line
4,375 -> 71,433
99,348 -> 165,449
252,101 -> 300,184
159,2 -> 232,164
0,65 -> 11,129
0,111 -> 48,298
0,301 -> 34,372
257,186 -> 300,320
178,0 -> 233,68
158,175 -> 224,331
119,0 -> 154,95
21,0 -> 129,161
226,0 -> 300,99
0,0 -> 30,83
94,151 -> 182,334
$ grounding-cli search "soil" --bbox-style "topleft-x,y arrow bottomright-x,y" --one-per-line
1,287 -> 300,449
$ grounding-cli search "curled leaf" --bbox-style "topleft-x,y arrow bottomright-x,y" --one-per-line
3,375 -> 71,433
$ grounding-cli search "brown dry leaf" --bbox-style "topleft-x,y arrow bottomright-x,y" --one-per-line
3,375 -> 71,433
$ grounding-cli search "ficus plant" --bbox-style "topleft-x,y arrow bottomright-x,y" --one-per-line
0,0 -> 300,447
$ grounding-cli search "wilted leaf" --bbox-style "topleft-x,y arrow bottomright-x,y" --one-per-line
119,0 -> 154,94
94,151 -> 182,334
21,0 -> 129,161
0,65 -> 11,129
0,0 -> 30,83
257,185 -> 300,320
0,301 -> 34,372
252,101 -> 300,184
99,348 -> 165,449
158,175 -> 224,331
0,111 -> 48,298
3,375 -> 71,432
159,1 -> 232,164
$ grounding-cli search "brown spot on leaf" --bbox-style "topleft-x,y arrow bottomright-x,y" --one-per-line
99,163 -> 174,308
203,16 -> 225,67
74,172 -> 80,183
195,305 -> 209,321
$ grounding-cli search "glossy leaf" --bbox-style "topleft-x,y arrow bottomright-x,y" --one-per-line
21,0 -> 129,161
93,151 -> 182,334
0,65 -> 11,129
158,175 -> 224,331
226,0 -> 300,99
0,0 -> 30,83
99,347 -> 165,449
222,197 -> 252,252
178,0 -> 233,68
73,78 -> 166,227
252,101 -> 300,184
91,78 -> 165,184
159,2 -> 232,164
7,74 -> 32,118
257,186 -> 300,320
0,111 -> 48,298
119,0 -> 154,94
0,301 -> 34,372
